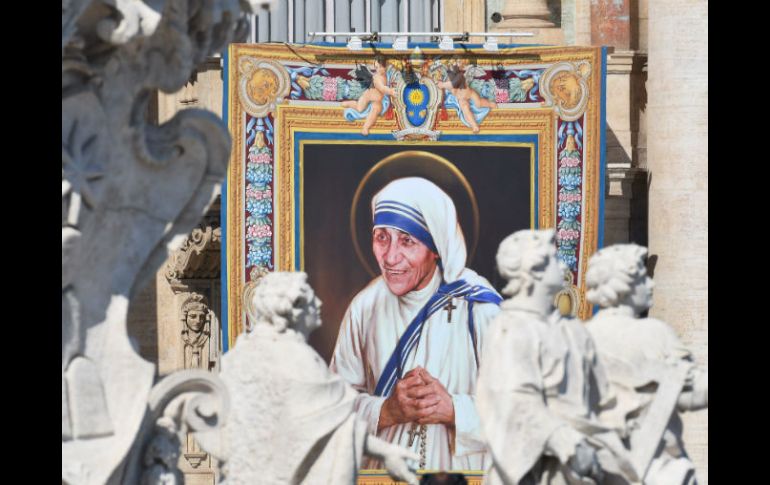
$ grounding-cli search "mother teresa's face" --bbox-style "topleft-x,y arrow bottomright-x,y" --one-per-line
373,227 -> 439,297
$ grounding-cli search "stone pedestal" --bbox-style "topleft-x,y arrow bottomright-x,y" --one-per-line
498,0 -> 553,27
490,0 -> 564,44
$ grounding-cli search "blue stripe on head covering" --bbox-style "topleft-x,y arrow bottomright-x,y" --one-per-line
373,208 -> 437,253
375,200 -> 428,227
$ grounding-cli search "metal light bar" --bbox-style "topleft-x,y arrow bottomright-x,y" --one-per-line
308,31 -> 535,38
311,30 -> 535,53
310,31 -> 534,52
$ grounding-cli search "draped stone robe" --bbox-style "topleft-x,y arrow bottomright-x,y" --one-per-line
476,304 -> 617,485
587,310 -> 708,484
220,326 -> 368,484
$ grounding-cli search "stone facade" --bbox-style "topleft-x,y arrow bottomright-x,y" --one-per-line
126,56 -> 226,485
127,195 -> 223,485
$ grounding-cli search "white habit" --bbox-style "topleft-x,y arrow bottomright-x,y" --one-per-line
330,177 -> 501,471
332,267 -> 499,470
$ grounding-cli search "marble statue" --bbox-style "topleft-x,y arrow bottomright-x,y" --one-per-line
181,294 -> 212,370
62,0 -> 273,483
207,272 -> 419,484
585,244 -> 708,484
476,229 -> 636,485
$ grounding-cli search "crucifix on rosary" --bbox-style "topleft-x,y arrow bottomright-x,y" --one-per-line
407,423 -> 420,446
407,423 -> 428,469
443,298 -> 457,323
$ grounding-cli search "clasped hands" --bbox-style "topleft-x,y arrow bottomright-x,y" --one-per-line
378,367 -> 455,431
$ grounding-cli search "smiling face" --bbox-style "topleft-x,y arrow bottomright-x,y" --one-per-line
372,227 -> 439,297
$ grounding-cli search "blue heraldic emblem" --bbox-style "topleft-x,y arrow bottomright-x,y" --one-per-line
391,74 -> 442,140
403,82 -> 431,127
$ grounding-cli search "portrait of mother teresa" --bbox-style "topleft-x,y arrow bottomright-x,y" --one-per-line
330,177 -> 502,471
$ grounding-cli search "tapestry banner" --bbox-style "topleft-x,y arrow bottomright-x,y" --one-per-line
225,43 -> 606,350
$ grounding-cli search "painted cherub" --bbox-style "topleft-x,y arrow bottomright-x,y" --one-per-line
342,56 -> 396,135
438,64 -> 497,133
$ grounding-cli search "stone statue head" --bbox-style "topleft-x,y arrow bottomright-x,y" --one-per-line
496,228 -> 566,298
585,243 -> 653,314
244,272 -> 322,340
182,296 -> 210,333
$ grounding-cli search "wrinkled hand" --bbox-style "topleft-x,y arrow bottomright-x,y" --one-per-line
379,367 -> 455,430
379,368 -> 428,430
366,435 -> 419,485
408,368 -> 455,426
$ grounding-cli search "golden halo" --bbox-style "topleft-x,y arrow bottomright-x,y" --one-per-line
350,151 -> 480,278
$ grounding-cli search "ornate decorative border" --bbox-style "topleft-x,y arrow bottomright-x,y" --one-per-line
273,105 -> 554,274
237,58 -> 291,117
296,139 -> 537,274
226,43 -> 604,348
229,42 -> 602,66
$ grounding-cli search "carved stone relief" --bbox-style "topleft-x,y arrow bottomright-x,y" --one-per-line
180,294 -> 211,370
163,204 -> 222,477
